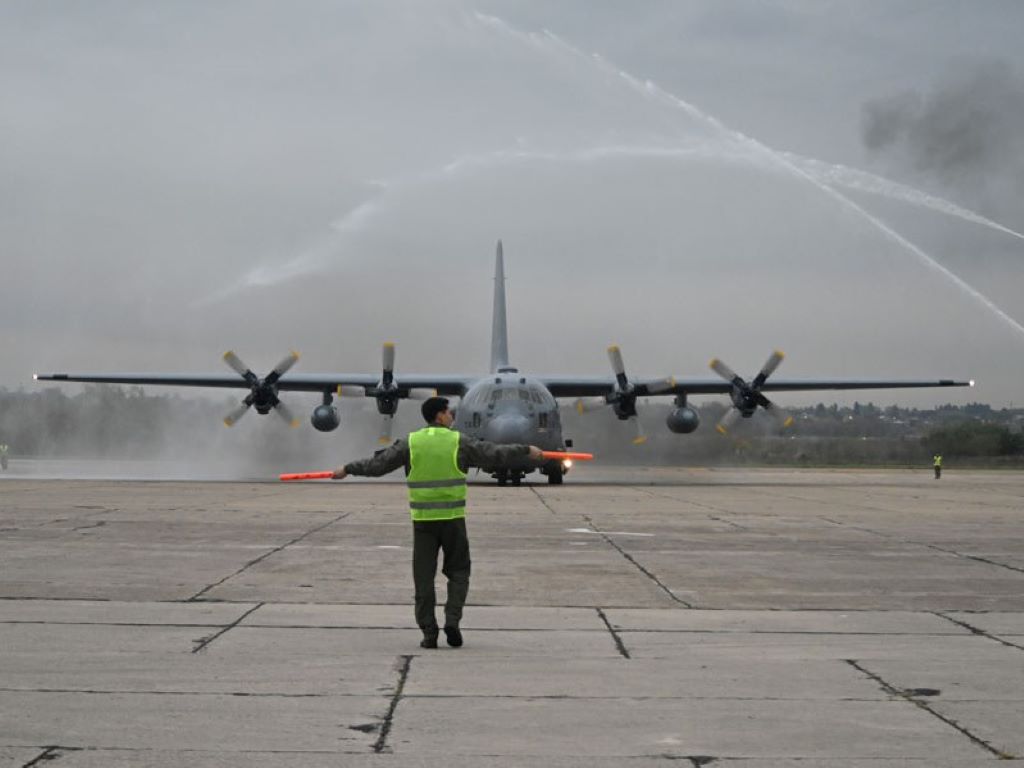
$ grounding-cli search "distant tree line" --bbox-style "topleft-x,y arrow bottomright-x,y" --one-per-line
2,386 -> 1023,466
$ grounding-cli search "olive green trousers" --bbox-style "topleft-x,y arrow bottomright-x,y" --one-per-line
412,517 -> 471,632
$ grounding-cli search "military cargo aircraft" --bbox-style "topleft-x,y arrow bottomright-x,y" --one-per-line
35,241 -> 972,484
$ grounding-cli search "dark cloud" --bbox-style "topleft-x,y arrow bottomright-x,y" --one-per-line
861,60 -> 1024,218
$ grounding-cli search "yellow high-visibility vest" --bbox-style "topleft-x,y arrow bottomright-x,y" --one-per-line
407,427 -> 467,521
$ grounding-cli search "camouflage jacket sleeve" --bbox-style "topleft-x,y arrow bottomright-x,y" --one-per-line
457,434 -> 531,470
344,440 -> 410,477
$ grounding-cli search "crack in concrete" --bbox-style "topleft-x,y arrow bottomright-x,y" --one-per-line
191,603 -> 264,654
580,513 -> 694,608
933,612 -> 1024,652
21,746 -> 77,767
530,487 -> 694,607
70,521 -> 106,533
373,654 -> 413,754
187,511 -> 351,601
819,516 -> 1024,576
527,486 -> 558,515
595,607 -> 631,658
705,514 -> 749,531
845,659 -> 1014,759
924,543 -> 1024,576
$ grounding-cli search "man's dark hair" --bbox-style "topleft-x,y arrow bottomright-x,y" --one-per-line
421,396 -> 450,424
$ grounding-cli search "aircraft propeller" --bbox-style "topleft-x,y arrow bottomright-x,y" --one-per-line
574,345 -> 675,445
709,350 -> 795,435
364,343 -> 436,444
222,350 -> 301,427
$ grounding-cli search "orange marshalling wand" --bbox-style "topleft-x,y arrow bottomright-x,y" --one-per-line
281,451 -> 593,481
280,471 -> 334,481
541,451 -> 593,461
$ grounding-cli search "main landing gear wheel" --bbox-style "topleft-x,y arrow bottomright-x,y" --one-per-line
547,461 -> 564,485
496,470 -> 508,486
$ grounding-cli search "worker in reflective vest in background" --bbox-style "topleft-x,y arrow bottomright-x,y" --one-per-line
333,397 -> 543,649
933,454 -> 943,480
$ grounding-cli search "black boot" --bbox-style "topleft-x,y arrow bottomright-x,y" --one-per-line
420,629 -> 439,649
444,625 -> 463,648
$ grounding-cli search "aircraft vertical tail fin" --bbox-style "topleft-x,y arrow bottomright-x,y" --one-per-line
490,240 -> 510,373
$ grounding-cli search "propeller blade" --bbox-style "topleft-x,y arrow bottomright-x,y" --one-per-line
643,376 -> 677,395
269,350 -> 300,380
378,413 -> 395,445
406,388 -> 437,400
575,397 -> 607,415
223,350 -> 251,378
273,400 -> 301,428
764,400 -> 795,429
381,342 -> 396,389
709,357 -> 740,384
629,415 -> 647,446
607,345 -> 629,389
752,349 -> 785,388
223,402 -> 251,427
336,385 -> 367,398
715,407 -> 742,435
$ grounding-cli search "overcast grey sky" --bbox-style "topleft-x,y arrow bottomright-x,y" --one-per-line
4,0 -> 1024,410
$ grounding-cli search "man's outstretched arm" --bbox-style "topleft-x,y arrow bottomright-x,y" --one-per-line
458,436 -> 544,468
333,440 -> 410,480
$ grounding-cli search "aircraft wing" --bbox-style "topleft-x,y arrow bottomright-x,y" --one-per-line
33,372 -> 475,396
539,376 -> 973,398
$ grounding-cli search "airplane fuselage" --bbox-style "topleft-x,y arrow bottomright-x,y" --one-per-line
454,368 -> 568,483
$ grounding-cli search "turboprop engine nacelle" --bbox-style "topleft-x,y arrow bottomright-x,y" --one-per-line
311,404 -> 341,432
666,406 -> 700,434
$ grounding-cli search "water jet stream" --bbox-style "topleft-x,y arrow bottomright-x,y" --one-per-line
498,16 -> 1024,339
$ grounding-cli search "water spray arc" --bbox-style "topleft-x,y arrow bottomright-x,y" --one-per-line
480,13 -> 1024,342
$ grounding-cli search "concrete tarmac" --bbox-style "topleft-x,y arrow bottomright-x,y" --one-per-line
1,467 -> 1023,765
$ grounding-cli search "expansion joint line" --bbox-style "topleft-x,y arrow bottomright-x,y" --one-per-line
373,655 -> 413,753
581,513 -> 693,608
595,608 -> 631,658
845,659 -> 1014,759
188,511 -> 352,601
191,603 -> 264,654
932,612 -> 1024,652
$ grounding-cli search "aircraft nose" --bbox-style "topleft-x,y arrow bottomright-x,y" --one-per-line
483,414 -> 532,445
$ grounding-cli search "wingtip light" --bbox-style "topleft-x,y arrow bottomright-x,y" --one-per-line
970,380 -> 976,387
